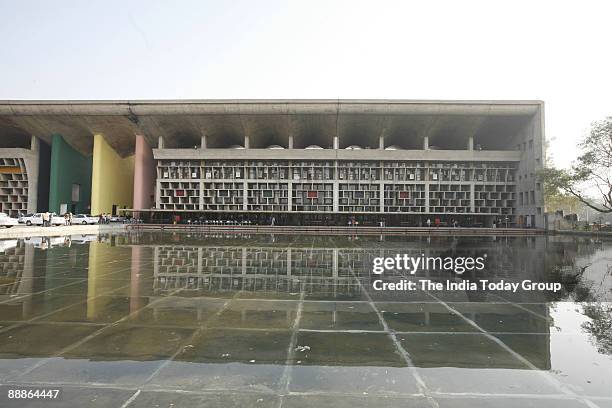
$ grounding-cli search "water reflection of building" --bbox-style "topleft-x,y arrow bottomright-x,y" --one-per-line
1,233 -> 606,371
152,245 -> 367,298
0,240 -> 34,298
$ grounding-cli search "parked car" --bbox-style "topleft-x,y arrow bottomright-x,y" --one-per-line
73,214 -> 98,225
24,236 -> 69,248
0,239 -> 18,252
109,215 -> 126,223
70,234 -> 98,244
0,213 -> 19,228
19,213 -> 64,226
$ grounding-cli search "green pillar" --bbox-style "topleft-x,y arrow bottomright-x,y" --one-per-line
49,134 -> 92,214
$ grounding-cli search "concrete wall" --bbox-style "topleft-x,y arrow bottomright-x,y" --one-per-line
0,146 -> 40,215
512,104 -> 546,228
90,134 -> 134,215
49,134 -> 92,214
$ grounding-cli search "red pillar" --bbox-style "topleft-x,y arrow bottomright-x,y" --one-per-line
132,135 -> 155,218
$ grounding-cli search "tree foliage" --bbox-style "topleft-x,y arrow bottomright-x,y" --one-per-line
541,117 -> 612,213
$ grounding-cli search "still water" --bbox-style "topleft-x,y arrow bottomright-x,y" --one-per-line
0,232 -> 611,407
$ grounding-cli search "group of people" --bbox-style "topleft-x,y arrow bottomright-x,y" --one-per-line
63,212 -> 73,226
98,214 -> 113,224
41,211 -> 53,227
426,218 -> 459,227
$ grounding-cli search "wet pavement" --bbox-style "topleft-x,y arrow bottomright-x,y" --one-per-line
0,232 -> 611,407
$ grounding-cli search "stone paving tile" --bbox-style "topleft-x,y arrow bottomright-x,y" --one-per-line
38,296 -> 142,324
399,333 -> 527,369
209,300 -> 298,329
293,332 -> 405,366
417,367 -> 562,395
147,361 -> 285,393
129,390 -> 279,408
299,302 -> 383,331
378,302 -> 479,333
0,323 -> 100,380
281,394 -> 431,408
433,395 -> 591,408
0,294 -> 86,322
288,365 -> 421,395
20,326 -> 195,386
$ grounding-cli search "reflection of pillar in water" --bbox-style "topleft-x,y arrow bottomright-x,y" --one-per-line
333,249 -> 338,278
287,249 -> 292,276
20,243 -> 35,317
130,246 -> 143,315
241,247 -> 247,275
87,241 -> 127,320
197,247 -> 203,275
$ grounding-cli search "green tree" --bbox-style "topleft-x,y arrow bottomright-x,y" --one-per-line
541,117 -> 612,213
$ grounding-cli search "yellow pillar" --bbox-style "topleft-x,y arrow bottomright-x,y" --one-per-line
91,134 -> 135,215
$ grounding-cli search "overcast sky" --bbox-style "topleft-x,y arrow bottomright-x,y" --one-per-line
1,0 -> 611,168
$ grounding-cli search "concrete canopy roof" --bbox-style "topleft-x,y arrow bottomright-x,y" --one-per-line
0,99 -> 542,156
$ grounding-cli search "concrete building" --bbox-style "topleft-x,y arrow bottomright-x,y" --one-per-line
0,100 -> 545,227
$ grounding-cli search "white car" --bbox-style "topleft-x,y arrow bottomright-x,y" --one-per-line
73,214 -> 98,225
0,213 -> 19,228
19,213 -> 64,226
0,239 -> 18,251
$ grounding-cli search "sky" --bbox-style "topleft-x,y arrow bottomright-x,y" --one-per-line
1,0 -> 611,169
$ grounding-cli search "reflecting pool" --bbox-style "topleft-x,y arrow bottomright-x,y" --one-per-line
0,232 -> 611,407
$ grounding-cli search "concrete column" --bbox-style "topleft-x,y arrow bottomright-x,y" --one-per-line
242,182 -> 248,210
201,133 -> 207,149
197,247 -> 203,274
333,136 -> 339,150
158,136 -> 165,149
333,180 -> 339,212
425,183 -> 430,213
133,135 -> 155,216
288,134 -> 294,149
379,133 -> 385,150
30,135 -> 39,152
468,136 -> 474,151
244,134 -> 250,149
470,183 -> 475,212
48,133 -> 92,215
287,181 -> 293,211
91,134 -> 134,215
379,183 -> 384,213
423,136 -> 429,150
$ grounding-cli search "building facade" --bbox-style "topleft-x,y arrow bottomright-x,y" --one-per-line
0,100 -> 545,227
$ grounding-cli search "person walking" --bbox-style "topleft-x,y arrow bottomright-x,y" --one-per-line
43,211 -> 50,227
64,213 -> 69,226
426,218 -> 431,227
